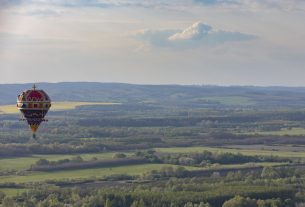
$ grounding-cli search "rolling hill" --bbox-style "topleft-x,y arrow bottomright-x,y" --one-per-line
1,82 -> 305,108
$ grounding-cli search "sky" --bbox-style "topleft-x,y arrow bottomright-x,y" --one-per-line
0,0 -> 305,86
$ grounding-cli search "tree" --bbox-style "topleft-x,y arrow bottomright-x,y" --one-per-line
211,172 -> 221,179
261,167 -> 279,179
131,200 -> 139,207
105,198 -> 112,207
2,197 -> 17,207
0,191 -> 5,203
113,153 -> 127,159
130,199 -> 146,207
138,199 -> 145,207
222,196 -> 257,207
35,159 -> 49,166
198,202 -> 211,207
71,156 -> 84,163
178,157 -> 195,166
22,200 -> 36,207
184,202 -> 194,207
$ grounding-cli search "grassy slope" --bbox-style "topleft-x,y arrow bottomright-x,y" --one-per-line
0,102 -> 120,114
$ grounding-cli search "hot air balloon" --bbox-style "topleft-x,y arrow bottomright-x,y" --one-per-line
17,84 -> 51,139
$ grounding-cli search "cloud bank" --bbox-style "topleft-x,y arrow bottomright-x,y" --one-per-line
2,0 -> 303,10
135,22 -> 257,49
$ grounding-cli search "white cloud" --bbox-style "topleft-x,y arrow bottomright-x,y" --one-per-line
135,22 -> 257,49
168,22 -> 212,41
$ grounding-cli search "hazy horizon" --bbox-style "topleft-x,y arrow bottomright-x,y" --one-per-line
1,1 -> 305,86
2,81 -> 305,88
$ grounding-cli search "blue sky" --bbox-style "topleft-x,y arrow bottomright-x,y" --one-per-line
0,0 -> 305,86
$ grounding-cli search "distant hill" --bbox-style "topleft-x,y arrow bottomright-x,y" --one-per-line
1,82 -> 305,107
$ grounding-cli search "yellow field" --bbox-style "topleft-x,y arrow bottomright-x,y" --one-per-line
0,105 -> 18,114
0,102 -> 120,114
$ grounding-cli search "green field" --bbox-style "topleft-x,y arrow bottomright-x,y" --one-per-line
0,152 -> 132,171
204,96 -> 255,106
155,146 -> 305,158
0,188 -> 28,196
0,162 -> 285,184
0,146 -> 297,185
0,164 -> 200,184
0,146 -> 293,173
0,102 -> 120,114
242,127 -> 305,136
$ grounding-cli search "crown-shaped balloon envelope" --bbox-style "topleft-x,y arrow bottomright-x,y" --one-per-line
17,84 -> 51,139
